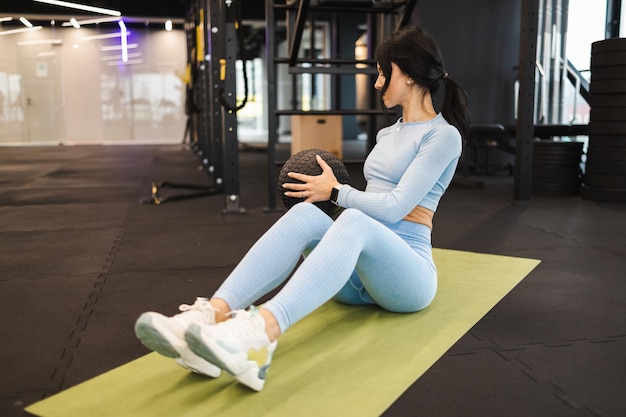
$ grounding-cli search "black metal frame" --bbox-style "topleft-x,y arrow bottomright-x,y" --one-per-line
512,0 -> 613,201
264,0 -> 417,210
144,0 -> 244,213
605,0 -> 623,38
514,0 -> 541,201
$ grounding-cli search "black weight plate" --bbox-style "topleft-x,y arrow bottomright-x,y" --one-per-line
590,94 -> 626,108
533,148 -> 583,156
533,148 -> 584,157
591,66 -> 626,80
588,135 -> 626,147
589,79 -> 626,94
583,173 -> 626,188
532,182 -> 581,196
533,161 -> 583,170
533,142 -> 584,163
532,175 -> 581,184
591,51 -> 626,67
585,161 -> 626,175
532,142 -> 584,154
592,38 -> 626,54
581,184 -> 626,202
588,122 -> 626,135
533,164 -> 582,173
533,173 -> 582,182
590,108 -> 626,121
586,147 -> 626,161
533,181 -> 581,190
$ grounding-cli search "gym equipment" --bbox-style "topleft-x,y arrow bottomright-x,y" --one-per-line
278,148 -> 350,217
583,38 -> 626,202
144,0 -> 248,212
25,249 -> 540,417
531,141 -> 584,196
264,0 -> 416,210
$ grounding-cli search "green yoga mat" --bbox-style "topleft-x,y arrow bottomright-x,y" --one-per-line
27,249 -> 540,417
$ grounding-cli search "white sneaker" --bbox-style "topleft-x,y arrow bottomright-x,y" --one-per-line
134,297 -> 221,377
185,307 -> 277,391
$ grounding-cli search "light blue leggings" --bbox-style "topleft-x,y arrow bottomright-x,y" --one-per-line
212,202 -> 437,333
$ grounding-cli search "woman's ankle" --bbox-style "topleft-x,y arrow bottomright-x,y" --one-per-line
259,308 -> 281,342
209,298 -> 231,322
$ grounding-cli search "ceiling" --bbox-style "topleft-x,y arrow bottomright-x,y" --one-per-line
0,0 -> 266,21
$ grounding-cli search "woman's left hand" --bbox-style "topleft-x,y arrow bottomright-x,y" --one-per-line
282,155 -> 340,203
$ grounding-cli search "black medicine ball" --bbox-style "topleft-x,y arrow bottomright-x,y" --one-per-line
278,148 -> 350,217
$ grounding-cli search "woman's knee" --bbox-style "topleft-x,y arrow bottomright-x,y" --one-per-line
338,207 -> 366,219
334,208 -> 371,228
284,203 -> 332,228
289,202 -> 328,218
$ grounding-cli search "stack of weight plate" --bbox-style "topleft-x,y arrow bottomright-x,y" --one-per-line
582,38 -> 626,202
532,140 -> 584,196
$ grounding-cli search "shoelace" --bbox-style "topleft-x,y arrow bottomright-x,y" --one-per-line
222,307 -> 264,340
178,297 -> 219,322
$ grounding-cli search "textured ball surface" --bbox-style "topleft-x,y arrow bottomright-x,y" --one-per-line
278,148 -> 350,217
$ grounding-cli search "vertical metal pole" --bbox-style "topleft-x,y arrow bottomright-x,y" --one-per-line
557,0 -> 568,124
265,0 -> 280,211
546,0 -> 564,125
537,0 -> 548,124
606,0 -> 623,38
331,13 -> 339,110
184,1 -> 197,150
309,16 -> 316,108
514,0 -> 541,201
207,0 -> 224,190
222,0 -> 244,213
197,1 -> 212,168
544,0 -> 558,124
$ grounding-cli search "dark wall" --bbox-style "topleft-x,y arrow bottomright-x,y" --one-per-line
331,0 -> 523,133
414,0 -> 522,125
282,1 -> 523,140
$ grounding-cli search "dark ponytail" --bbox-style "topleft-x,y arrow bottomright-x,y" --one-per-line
441,75 -> 470,143
375,26 -> 470,143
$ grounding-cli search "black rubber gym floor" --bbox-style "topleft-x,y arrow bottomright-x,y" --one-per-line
1,144 -> 624,417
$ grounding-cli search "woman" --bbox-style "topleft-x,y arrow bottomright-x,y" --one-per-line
135,25 -> 470,392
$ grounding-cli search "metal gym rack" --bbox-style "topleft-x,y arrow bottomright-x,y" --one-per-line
146,0 -> 244,213
264,0 -> 418,210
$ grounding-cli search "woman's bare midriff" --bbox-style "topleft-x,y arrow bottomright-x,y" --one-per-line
403,205 -> 434,229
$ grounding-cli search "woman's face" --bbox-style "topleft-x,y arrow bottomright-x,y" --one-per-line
374,62 -> 412,108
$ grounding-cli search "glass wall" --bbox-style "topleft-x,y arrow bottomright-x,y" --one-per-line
566,0 -> 607,77
0,22 -> 187,145
623,1 -> 626,36
563,0 -> 607,124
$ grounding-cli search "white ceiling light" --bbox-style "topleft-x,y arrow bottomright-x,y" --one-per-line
165,20 -> 172,31
61,16 -> 121,26
80,31 -> 129,41
19,17 -> 34,27
118,20 -> 128,62
107,59 -> 143,66
0,17 -> 14,23
33,0 -> 121,16
17,38 -> 62,45
101,43 -> 138,51
100,52 -> 141,61
69,18 -> 80,28
0,26 -> 43,36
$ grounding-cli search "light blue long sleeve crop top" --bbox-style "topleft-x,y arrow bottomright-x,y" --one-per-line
335,113 -> 462,224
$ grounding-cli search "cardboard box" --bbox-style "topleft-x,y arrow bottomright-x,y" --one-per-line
291,115 -> 343,159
